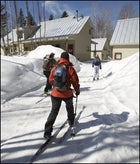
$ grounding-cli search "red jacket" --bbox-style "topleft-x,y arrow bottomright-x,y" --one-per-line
49,58 -> 80,98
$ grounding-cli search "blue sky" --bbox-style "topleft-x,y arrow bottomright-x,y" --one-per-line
3,1 -> 139,27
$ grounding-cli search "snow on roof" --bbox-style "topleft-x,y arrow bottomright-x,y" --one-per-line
110,18 -> 139,45
1,29 -> 17,45
32,16 -> 91,39
91,38 -> 107,51
1,28 -> 26,46
1,16 -> 91,46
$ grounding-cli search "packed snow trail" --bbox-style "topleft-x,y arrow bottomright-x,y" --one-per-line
1,58 -> 139,163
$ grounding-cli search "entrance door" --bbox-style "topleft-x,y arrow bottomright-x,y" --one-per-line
68,44 -> 74,55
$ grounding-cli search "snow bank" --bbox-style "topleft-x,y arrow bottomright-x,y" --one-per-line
27,45 -> 80,72
110,52 -> 139,114
1,45 -> 81,103
1,56 -> 44,103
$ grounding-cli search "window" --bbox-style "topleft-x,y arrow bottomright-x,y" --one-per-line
115,53 -> 122,60
89,28 -> 93,35
68,44 -> 74,55
55,44 -> 60,48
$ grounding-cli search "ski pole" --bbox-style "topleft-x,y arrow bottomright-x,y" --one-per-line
35,95 -> 47,104
71,95 -> 78,137
100,68 -> 104,78
74,95 -> 78,116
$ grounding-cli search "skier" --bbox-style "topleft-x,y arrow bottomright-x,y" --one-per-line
92,54 -> 102,80
44,51 -> 80,139
42,53 -> 57,94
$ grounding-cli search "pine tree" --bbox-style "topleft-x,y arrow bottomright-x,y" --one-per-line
14,1 -> 20,55
9,1 -> 14,44
49,14 -> 54,20
17,8 -> 26,27
4,1 -> 10,51
61,11 -> 69,18
1,4 -> 7,37
37,1 -> 41,42
1,3 -> 7,55
26,11 -> 36,26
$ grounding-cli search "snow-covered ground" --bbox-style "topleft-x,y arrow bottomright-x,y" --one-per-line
1,46 -> 139,163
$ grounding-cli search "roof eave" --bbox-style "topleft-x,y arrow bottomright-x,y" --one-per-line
110,43 -> 139,46
22,34 -> 74,43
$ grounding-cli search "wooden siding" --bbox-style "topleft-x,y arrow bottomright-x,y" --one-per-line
75,21 -> 92,61
112,45 -> 139,60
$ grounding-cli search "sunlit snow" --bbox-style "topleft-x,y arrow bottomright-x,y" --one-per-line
1,45 -> 139,163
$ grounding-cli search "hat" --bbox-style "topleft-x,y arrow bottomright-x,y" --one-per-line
61,52 -> 69,61
49,52 -> 55,58
50,52 -> 55,57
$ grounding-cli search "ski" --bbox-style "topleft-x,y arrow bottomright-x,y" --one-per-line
58,105 -> 85,143
29,119 -> 68,163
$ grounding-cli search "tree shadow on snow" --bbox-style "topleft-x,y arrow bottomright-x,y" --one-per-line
76,111 -> 130,132
49,111 -> 138,163
92,111 -> 129,126
38,111 -> 138,163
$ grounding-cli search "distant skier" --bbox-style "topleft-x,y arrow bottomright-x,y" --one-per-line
43,51 -> 80,140
92,54 -> 102,80
42,53 -> 57,94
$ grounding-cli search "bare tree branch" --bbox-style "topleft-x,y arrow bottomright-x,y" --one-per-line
118,2 -> 137,19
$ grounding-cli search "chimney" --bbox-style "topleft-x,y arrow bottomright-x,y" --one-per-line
76,10 -> 78,21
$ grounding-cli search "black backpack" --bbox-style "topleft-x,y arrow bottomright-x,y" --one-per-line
94,58 -> 100,65
53,65 -> 67,91
42,59 -> 54,71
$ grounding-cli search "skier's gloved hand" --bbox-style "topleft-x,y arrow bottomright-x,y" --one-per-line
76,91 -> 80,96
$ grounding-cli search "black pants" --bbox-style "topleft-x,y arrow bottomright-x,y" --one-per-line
44,96 -> 75,136
43,70 -> 52,92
